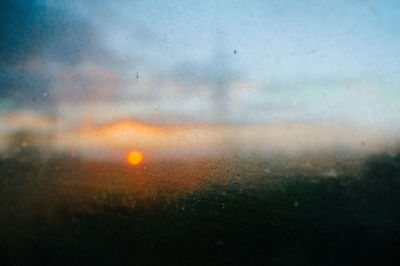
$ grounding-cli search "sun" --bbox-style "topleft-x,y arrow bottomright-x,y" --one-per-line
127,151 -> 143,165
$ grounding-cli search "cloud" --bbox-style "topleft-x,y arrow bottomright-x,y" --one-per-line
66,120 -> 218,152
0,0 -> 113,104
0,111 -> 55,131
49,119 -> 394,162
53,62 -> 124,103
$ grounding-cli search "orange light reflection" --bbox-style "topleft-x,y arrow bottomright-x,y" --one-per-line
127,151 -> 143,165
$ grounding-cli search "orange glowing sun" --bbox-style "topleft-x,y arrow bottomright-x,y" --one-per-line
127,151 -> 143,165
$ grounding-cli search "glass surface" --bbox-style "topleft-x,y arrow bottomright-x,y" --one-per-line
1,1 -> 400,264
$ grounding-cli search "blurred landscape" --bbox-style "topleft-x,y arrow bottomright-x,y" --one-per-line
1,0 -> 400,265
1,135 -> 400,265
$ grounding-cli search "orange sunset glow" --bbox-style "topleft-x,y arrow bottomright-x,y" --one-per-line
127,150 -> 143,165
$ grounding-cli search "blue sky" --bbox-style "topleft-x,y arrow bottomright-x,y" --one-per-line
85,0 -> 400,81
1,0 -> 400,132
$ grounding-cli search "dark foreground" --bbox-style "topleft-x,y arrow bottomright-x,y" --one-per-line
1,153 -> 400,265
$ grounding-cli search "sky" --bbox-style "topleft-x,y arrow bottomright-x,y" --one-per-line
0,0 -> 399,158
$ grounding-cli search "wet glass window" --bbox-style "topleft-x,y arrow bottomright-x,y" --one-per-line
1,1 -> 400,265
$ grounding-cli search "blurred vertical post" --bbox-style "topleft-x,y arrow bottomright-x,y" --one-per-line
210,34 -> 240,158
212,34 -> 231,125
